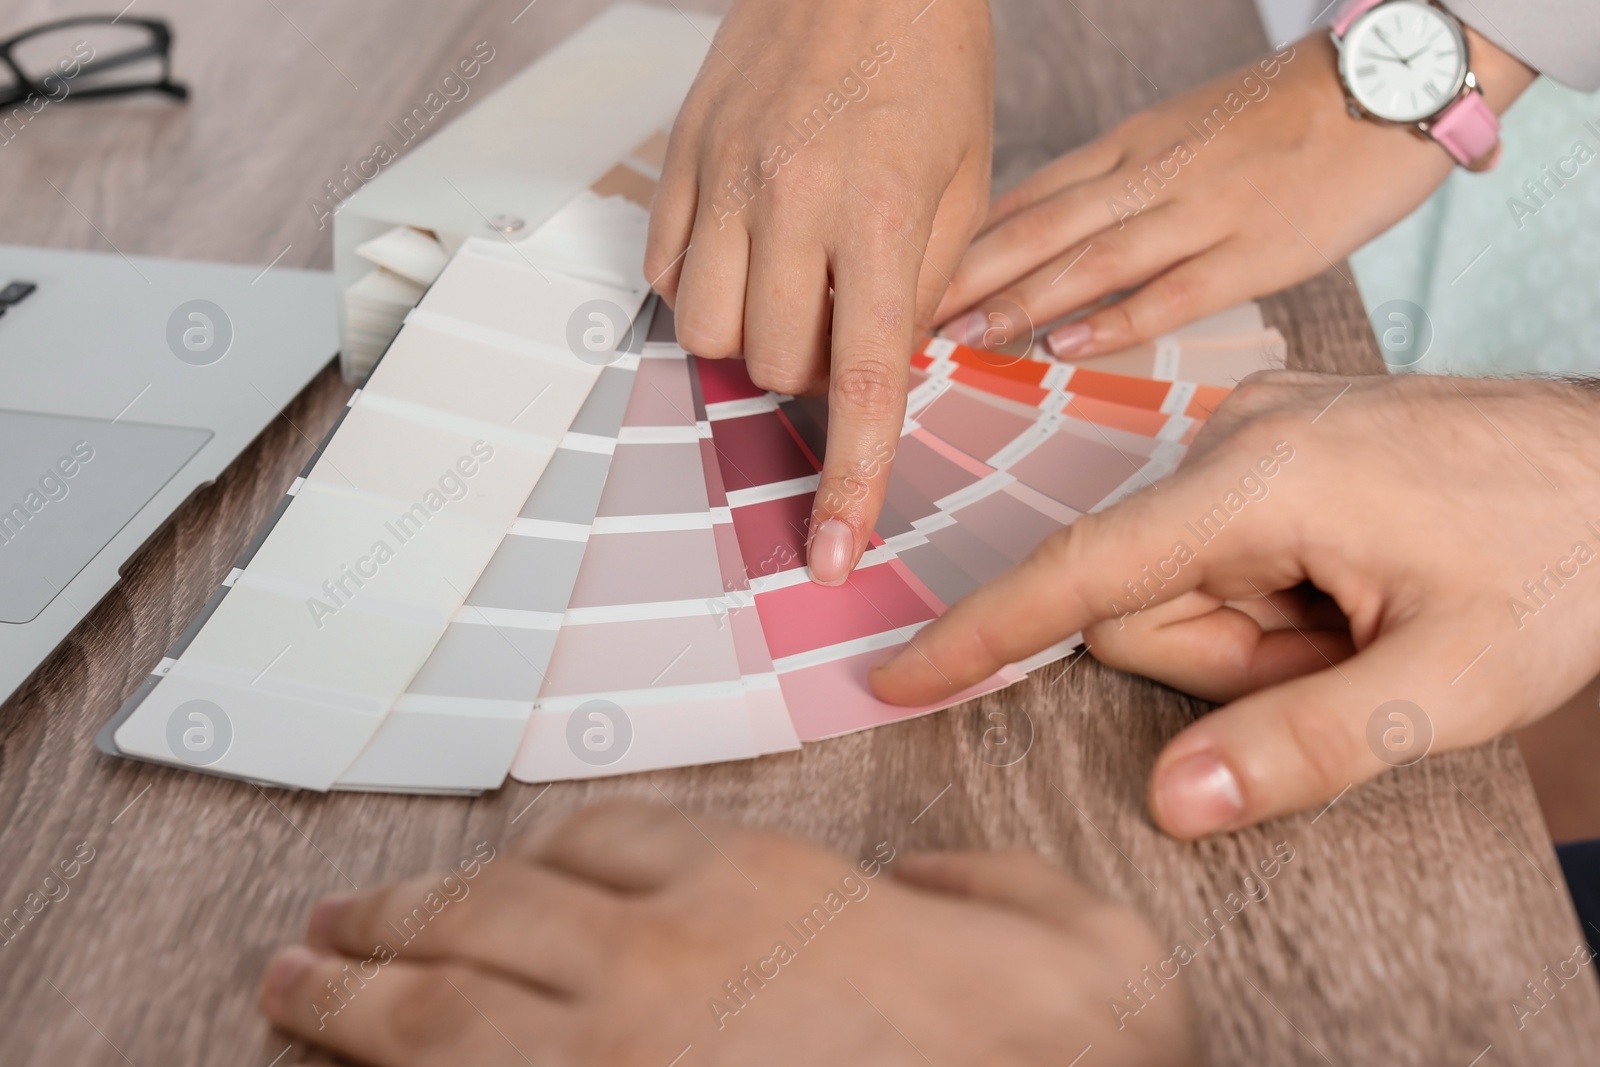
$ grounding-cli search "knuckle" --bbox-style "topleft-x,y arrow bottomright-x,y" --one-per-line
1005,209 -> 1072,265
849,174 -> 921,237
1088,239 -> 1129,281
1036,517 -> 1128,620
1211,384 -> 1296,439
1216,378 -> 1272,417
1108,112 -> 1149,143
970,614 -> 1023,683
746,356 -> 812,397
757,170 -> 812,216
702,136 -> 752,178
1095,300 -> 1140,344
989,186 -> 1028,220
1235,410 -> 1300,454
829,354 -> 904,420
1234,369 -> 1289,390
1192,417 -> 1295,482
642,241 -> 683,291
989,849 -> 1068,885
723,827 -> 827,875
673,313 -> 739,360
551,893 -> 626,978
1083,616 -> 1139,662
1238,368 -> 1326,402
348,883 -> 412,953
619,903 -> 723,979
450,863 -> 516,921
1156,270 -> 1210,319
1027,525 -> 1080,587
329,886 -> 387,948
1031,523 -> 1076,565
1003,281 -> 1050,329
716,831 -> 787,876
1281,705 -> 1365,799
378,888 -> 457,950
1086,900 -> 1168,963
1187,409 -> 1283,471
546,799 -> 676,856
379,967 -> 479,1053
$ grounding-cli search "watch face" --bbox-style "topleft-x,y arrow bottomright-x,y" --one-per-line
1340,1 -> 1468,123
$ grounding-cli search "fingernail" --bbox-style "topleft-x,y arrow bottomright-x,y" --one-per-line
263,947 -> 318,1002
940,310 -> 987,348
1153,751 -> 1244,837
866,660 -> 903,700
308,894 -> 354,943
808,519 -> 855,587
1046,322 -> 1093,358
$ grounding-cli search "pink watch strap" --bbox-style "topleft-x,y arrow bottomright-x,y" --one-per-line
1331,0 -> 1386,36
1429,90 -> 1501,166
1331,0 -> 1501,168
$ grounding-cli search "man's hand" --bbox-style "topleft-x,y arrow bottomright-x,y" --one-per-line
872,373 -> 1600,838
260,801 -> 1195,1065
934,30 -> 1533,360
646,0 -> 994,584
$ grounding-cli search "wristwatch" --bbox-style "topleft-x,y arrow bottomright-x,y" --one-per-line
1330,0 -> 1501,170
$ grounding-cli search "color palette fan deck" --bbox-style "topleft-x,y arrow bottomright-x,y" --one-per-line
101,154 -> 1286,793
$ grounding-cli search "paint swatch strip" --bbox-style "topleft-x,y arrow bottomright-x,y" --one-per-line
108,173 -> 657,790
685,327 -> 803,761
911,378 -> 1187,519
915,337 -> 1232,423
1073,329 -> 1287,386
336,341 -> 651,792
339,139 -> 675,791
509,340 -> 798,783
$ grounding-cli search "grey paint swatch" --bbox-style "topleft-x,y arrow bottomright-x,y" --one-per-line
520,449 -> 612,524
568,363 -> 636,437
467,536 -> 589,613
408,623 -> 559,700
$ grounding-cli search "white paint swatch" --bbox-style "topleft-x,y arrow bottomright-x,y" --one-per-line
114,198 -> 649,788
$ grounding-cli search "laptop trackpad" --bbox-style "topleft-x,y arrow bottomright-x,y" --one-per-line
0,411 -> 211,624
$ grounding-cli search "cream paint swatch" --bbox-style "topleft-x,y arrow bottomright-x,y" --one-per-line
114,204 -> 650,789
336,351 -> 647,792
334,157 -> 664,791
356,227 -> 450,288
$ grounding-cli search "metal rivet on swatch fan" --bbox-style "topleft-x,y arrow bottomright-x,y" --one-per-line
486,214 -> 525,234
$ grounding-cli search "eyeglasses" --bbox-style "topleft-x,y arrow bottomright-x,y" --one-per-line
0,16 -> 188,110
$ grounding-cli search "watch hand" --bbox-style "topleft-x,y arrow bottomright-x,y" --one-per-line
1370,26 -> 1413,67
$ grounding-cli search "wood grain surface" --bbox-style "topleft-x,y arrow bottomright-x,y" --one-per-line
1,0 -> 1596,1064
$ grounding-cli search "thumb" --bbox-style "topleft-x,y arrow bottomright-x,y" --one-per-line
1147,622 -> 1491,839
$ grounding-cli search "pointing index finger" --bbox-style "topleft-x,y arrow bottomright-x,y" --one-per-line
869,458 -> 1288,705
807,198 -> 926,586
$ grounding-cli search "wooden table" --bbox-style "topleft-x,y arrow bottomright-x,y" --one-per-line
3,0 -> 1596,1063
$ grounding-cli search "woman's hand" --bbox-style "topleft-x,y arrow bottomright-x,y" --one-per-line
646,0 -> 994,584
261,801 -> 1196,1066
935,29 -> 1534,360
872,373 -> 1600,839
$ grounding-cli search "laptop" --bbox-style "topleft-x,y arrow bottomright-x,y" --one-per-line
0,243 -> 337,705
